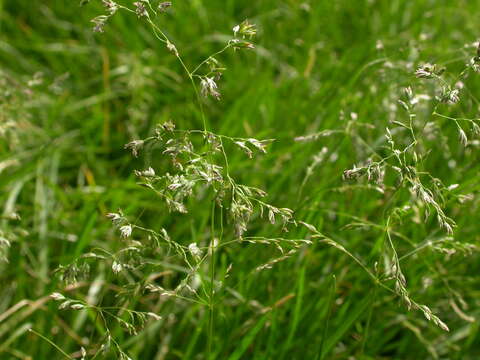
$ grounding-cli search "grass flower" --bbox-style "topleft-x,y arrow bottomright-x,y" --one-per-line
120,225 -> 132,238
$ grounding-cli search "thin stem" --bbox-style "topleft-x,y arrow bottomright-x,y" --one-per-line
28,328 -> 73,360
191,44 -> 232,75
144,16 -> 209,132
208,199 -> 216,358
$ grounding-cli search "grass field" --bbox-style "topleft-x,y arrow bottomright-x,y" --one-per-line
2,0 -> 480,359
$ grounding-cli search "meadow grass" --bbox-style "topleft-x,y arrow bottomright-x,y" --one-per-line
1,0 -> 480,359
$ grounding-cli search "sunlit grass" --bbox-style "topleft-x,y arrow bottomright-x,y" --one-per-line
1,0 -> 480,359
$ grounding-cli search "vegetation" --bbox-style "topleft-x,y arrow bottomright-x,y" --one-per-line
1,0 -> 480,359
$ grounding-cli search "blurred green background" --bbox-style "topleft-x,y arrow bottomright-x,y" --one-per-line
1,0 -> 480,359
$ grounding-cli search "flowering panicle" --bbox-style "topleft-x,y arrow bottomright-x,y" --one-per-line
200,77 -> 220,99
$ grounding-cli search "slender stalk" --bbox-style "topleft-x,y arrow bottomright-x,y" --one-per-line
208,198 -> 216,358
28,328 -> 73,360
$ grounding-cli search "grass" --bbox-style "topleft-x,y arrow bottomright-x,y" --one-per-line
1,0 -> 480,359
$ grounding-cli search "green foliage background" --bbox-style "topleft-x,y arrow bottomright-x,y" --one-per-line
1,0 -> 480,359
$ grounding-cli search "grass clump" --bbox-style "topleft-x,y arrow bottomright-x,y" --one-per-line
1,0 -> 480,359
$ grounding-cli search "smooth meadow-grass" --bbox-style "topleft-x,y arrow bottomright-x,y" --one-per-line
51,3 -> 320,358
2,0 -> 480,359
